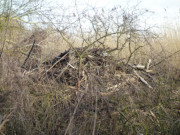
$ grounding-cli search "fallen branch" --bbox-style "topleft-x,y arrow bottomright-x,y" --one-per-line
55,59 -> 77,79
43,50 -> 70,74
151,49 -> 180,68
21,40 -> 36,68
133,70 -> 153,89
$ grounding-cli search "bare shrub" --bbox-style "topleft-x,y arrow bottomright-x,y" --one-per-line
0,1 -> 180,135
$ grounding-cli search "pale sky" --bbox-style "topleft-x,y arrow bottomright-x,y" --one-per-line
46,0 -> 180,26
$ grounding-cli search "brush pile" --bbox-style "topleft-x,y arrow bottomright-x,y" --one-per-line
37,47 -> 156,96
1,46 -> 179,135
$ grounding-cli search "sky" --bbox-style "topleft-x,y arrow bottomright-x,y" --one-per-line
48,0 -> 180,26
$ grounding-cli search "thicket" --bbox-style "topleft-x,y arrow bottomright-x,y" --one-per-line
0,0 -> 180,135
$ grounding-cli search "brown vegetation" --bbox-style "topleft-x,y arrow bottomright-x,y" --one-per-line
0,1 -> 180,135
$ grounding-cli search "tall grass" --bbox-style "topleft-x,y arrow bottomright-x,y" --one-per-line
0,22 -> 180,135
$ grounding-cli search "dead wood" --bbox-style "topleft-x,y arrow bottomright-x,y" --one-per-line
21,40 -> 36,69
33,47 -> 156,94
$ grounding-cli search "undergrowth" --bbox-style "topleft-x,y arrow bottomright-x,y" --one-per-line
0,53 -> 179,135
0,2 -> 180,134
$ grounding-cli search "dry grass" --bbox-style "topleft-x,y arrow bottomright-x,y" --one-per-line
159,24 -> 180,69
0,23 -> 180,135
